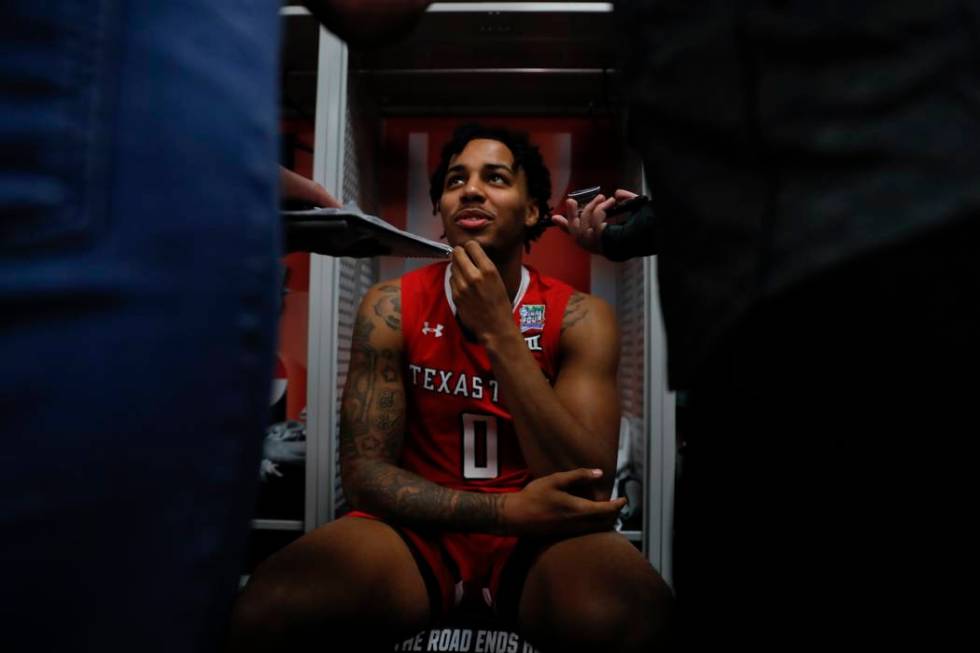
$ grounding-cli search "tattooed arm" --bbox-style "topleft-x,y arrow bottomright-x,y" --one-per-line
340,281 -> 506,532
449,243 -> 621,497
343,280 -> 625,534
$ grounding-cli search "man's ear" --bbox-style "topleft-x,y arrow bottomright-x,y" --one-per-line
524,203 -> 540,229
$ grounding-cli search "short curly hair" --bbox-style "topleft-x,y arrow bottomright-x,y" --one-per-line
429,123 -> 552,247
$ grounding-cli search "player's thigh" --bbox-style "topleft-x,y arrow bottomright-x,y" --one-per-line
243,516 -> 430,625
519,531 -> 672,632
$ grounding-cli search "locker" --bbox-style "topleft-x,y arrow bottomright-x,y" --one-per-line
245,3 -> 677,646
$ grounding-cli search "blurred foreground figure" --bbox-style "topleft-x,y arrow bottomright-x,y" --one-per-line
558,2 -> 980,648
0,2 -> 428,651
555,0 -> 980,651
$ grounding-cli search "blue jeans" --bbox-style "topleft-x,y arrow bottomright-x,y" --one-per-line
1,2 -> 282,650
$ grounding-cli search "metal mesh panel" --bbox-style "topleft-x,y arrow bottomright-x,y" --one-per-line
342,103 -> 360,206
617,257 -> 646,476
332,102 -> 378,517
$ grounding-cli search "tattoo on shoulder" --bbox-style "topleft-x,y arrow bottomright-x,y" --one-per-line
561,292 -> 589,334
373,285 -> 401,331
353,312 -> 374,346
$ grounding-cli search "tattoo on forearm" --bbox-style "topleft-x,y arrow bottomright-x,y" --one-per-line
351,463 -> 505,532
561,292 -> 589,333
455,491 -> 504,529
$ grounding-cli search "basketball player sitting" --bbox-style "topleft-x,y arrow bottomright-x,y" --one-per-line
227,124 -> 674,652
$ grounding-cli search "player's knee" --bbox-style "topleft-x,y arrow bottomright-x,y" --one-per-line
628,572 -> 675,650
230,548 -> 345,642
527,562 -> 673,651
573,592 -> 635,642
241,536 -> 427,635
561,586 -> 671,651
227,576 -> 300,648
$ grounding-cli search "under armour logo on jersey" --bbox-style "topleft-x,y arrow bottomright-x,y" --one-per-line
422,322 -> 444,337
524,334 -> 543,351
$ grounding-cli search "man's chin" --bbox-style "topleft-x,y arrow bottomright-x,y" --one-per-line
448,234 -> 502,259
448,233 -> 490,249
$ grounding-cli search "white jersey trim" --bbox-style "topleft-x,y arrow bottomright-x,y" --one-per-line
444,264 -> 530,316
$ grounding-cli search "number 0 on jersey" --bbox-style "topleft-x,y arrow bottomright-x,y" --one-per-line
461,413 -> 498,479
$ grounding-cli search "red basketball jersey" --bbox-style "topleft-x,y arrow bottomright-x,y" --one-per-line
399,262 -> 575,493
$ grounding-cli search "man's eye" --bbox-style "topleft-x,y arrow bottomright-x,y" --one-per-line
447,176 -> 465,187
489,173 -> 507,184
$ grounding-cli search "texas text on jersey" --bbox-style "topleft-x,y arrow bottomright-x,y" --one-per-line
400,262 -> 575,492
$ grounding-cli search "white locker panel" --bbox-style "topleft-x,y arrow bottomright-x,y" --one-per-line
306,27 -> 347,529
330,80 -> 379,520
615,256 -> 647,547
333,257 -> 375,517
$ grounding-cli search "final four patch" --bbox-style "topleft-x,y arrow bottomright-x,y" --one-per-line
519,304 -> 545,332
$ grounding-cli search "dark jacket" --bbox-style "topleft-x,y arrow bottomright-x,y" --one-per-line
616,0 -> 980,388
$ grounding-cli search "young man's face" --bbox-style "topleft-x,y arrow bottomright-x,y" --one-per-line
438,138 -> 540,259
